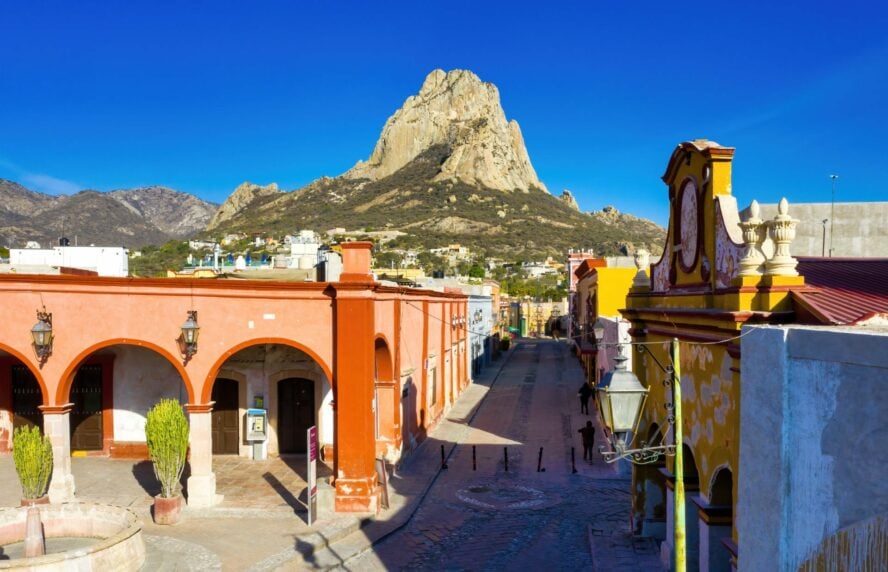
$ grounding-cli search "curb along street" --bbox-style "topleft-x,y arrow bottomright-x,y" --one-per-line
272,341 -> 519,570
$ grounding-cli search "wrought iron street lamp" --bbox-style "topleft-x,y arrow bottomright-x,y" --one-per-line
597,353 -> 648,449
180,310 -> 200,360
591,320 -> 605,347
597,338 -> 686,572
31,310 -> 53,365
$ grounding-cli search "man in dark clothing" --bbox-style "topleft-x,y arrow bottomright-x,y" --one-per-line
578,382 -> 593,415
578,420 -> 596,463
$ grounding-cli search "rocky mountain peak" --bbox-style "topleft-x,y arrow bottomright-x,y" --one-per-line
560,189 -> 580,211
207,182 -> 281,230
344,69 -> 546,193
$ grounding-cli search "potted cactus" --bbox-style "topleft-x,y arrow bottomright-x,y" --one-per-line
145,399 -> 189,524
13,425 -> 53,506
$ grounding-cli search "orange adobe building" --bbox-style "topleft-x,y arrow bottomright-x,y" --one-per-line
0,242 -> 469,513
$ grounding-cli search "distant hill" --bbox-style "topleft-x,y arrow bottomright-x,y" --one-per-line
206,69 -> 664,258
0,179 -> 217,248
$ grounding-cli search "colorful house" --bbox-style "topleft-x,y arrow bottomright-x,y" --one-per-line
574,259 -> 642,386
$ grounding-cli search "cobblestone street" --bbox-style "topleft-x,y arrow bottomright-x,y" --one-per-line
346,340 -> 661,571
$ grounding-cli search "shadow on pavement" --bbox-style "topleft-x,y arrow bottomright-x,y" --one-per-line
132,459 -> 192,499
263,471 -> 306,515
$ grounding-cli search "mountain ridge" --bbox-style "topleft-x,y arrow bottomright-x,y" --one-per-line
0,179 -> 218,248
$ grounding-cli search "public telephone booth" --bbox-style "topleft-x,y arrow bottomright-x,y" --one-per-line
245,408 -> 267,460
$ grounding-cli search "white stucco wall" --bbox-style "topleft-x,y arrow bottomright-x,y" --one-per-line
738,324 -> 888,571
112,346 -> 187,442
10,247 -> 128,276
741,201 -> 888,257
217,345 -> 332,458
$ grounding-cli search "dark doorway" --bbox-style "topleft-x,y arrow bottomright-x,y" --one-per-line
12,365 -> 42,431
277,378 -> 314,454
70,364 -> 103,451
211,378 -> 240,455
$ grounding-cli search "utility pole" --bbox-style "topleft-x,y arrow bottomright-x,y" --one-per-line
672,338 -> 686,572
829,174 -> 839,257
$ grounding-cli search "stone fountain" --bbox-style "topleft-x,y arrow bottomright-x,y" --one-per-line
0,502 -> 144,570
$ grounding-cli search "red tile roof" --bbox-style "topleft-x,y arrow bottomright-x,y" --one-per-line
574,258 -> 607,280
793,257 -> 888,325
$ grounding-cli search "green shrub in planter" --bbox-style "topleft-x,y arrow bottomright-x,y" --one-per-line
145,399 -> 189,499
13,425 -> 53,500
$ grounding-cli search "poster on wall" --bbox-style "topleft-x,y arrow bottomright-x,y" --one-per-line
307,425 -> 318,525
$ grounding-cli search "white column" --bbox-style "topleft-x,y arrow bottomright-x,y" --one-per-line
41,405 -> 76,503
186,406 -> 222,507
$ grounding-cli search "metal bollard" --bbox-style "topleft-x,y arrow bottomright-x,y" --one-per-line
472,445 -> 477,471
441,444 -> 448,470
504,447 -> 509,472
572,447 -> 577,474
537,447 -> 544,472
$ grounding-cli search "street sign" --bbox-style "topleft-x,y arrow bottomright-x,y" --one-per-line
307,426 -> 318,525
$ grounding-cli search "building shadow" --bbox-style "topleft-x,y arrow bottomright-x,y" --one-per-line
132,459 -> 191,499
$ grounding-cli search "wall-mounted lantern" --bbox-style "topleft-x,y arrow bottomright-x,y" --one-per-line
31,310 -> 53,365
592,320 -> 606,350
180,310 -> 200,360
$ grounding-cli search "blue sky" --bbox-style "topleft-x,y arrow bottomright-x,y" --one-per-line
1,1 -> 886,225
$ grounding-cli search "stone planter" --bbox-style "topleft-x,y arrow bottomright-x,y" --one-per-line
20,495 -> 49,507
499,339 -> 511,351
152,495 -> 182,525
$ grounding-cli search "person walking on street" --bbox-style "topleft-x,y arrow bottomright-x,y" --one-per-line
578,382 -> 593,415
578,420 -> 596,463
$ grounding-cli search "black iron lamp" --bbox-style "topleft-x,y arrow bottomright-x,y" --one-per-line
31,310 -> 53,365
597,352 -> 649,450
180,310 -> 200,359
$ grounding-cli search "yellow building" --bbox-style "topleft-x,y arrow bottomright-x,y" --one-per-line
574,260 -> 642,385
622,140 -> 805,571
166,267 -> 220,279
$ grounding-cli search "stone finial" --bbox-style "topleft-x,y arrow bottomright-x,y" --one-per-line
632,248 -> 651,288
738,200 -> 766,276
750,199 -> 761,219
765,197 -> 800,276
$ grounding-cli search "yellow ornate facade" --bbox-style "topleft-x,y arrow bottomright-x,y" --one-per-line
623,140 -> 806,570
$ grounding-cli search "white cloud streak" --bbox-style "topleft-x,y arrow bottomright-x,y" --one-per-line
0,156 -> 83,195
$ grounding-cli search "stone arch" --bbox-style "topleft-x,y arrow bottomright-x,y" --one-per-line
681,443 -> 700,480
374,336 -> 394,382
634,422 -> 668,538
57,339 -> 194,406
0,343 -> 48,405
679,442 -> 702,572
202,337 -> 332,404
708,465 -> 733,506
373,336 -> 398,459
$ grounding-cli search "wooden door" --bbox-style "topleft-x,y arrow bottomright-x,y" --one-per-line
277,378 -> 314,454
70,364 -> 103,451
12,365 -> 42,432
211,378 -> 239,455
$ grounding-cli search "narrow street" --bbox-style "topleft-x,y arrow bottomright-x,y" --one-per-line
346,339 -> 661,571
